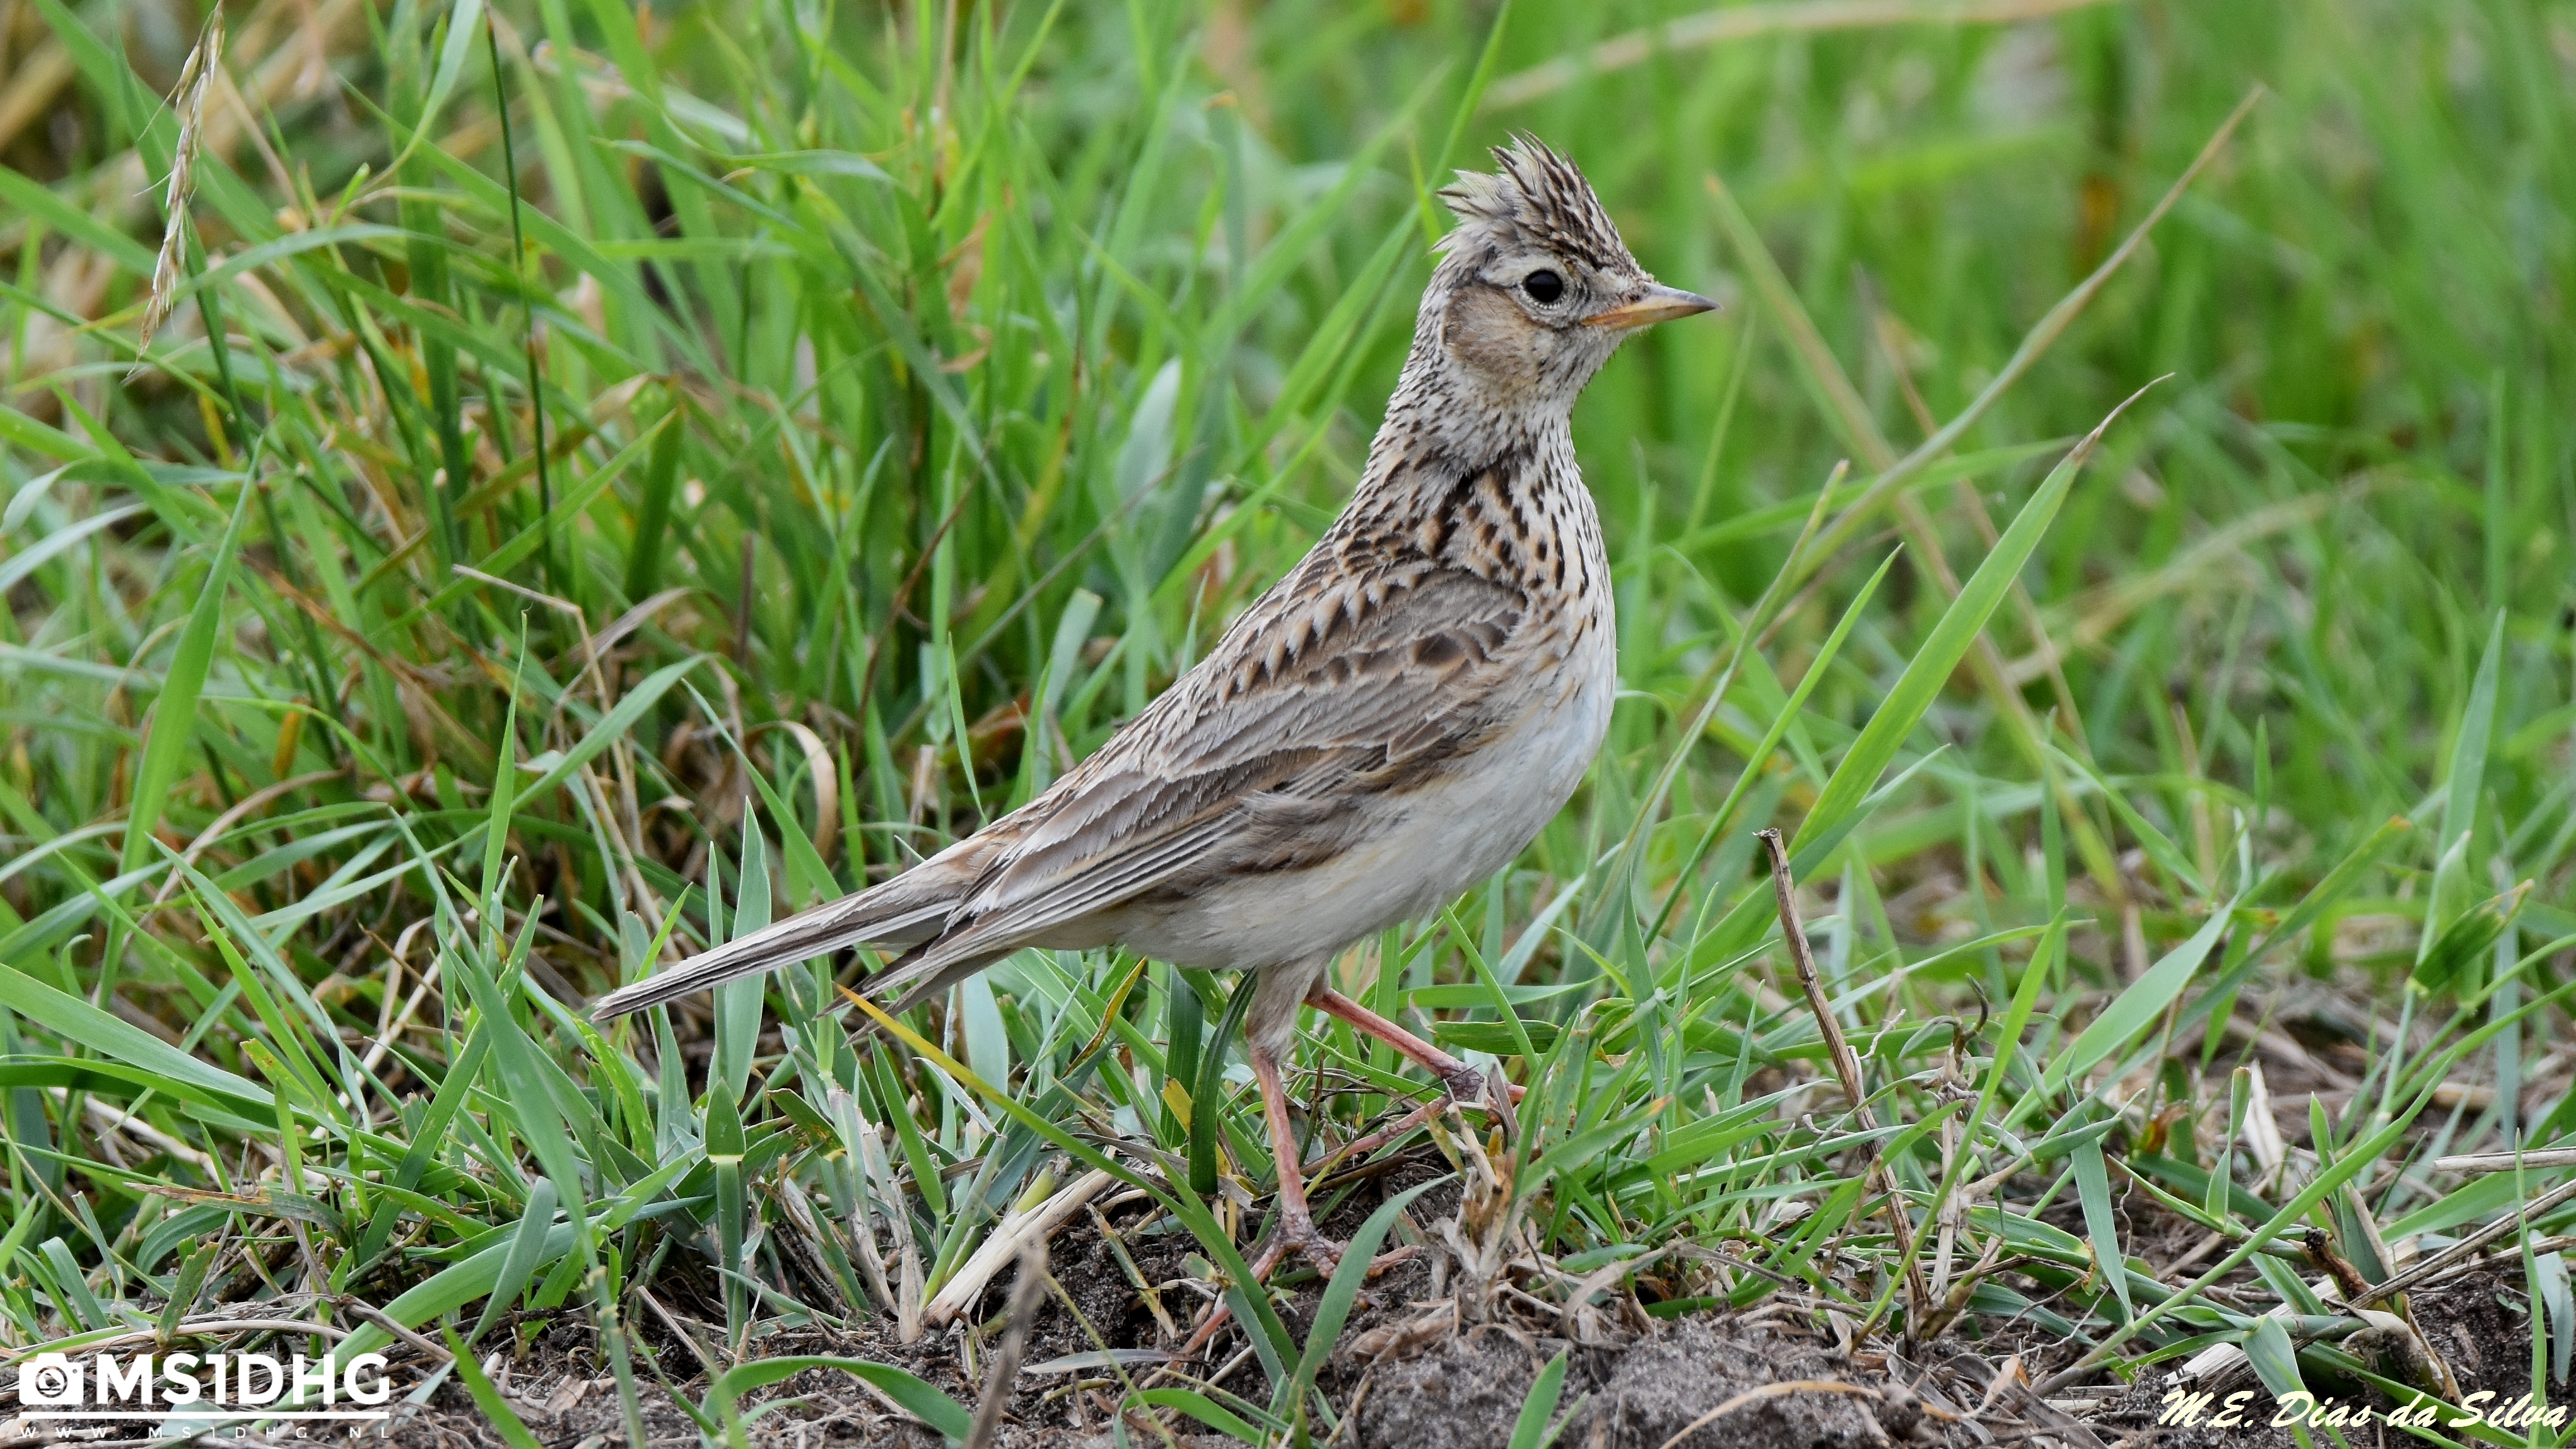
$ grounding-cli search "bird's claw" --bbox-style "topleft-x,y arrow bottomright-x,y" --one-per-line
1441,1065 -> 1523,1142
1260,1205 -> 1344,1281
1182,1239 -> 1427,1358
1181,1226 -> 1344,1358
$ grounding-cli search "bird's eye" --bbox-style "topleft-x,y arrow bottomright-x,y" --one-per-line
1521,269 -> 1564,305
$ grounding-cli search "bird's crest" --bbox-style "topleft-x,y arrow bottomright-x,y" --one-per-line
1436,135 -> 1631,272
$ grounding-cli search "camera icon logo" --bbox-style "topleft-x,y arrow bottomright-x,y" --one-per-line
18,1353 -> 82,1406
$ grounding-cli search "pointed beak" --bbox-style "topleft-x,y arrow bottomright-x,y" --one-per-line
1584,283 -> 1719,331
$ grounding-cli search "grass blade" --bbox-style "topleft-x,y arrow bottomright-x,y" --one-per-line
1508,1349 -> 1571,1449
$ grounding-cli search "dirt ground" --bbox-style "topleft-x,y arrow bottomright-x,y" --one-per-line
14,1163 -> 2544,1449
308,1260 -> 2532,1449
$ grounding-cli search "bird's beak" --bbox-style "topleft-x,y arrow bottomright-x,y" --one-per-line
1584,283 -> 1719,331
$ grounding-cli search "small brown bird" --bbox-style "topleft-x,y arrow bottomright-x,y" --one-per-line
595,137 -> 1714,1269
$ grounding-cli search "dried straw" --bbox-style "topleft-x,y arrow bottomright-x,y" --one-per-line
135,11 -> 228,363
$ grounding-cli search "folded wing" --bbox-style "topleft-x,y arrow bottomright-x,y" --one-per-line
593,560 -> 1533,1020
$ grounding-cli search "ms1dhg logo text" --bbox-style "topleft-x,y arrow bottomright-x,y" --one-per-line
15,1351 -> 394,1419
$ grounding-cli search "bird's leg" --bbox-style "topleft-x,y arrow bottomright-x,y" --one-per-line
1183,1039 -> 1417,1361
1245,1038 -> 1342,1279
1303,986 -> 1524,1121
1178,973 -> 1449,1359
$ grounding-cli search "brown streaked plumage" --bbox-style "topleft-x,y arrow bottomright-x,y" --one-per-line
594,136 -> 1714,1271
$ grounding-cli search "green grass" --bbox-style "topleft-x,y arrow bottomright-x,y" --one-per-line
3,0 -> 2573,1440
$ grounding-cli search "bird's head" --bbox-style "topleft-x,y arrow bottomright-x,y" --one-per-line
1419,136 -> 1716,413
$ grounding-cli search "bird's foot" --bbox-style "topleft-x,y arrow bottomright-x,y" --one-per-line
1178,1220 -> 1339,1359
1256,1206 -> 1344,1281
1440,1064 -> 1520,1111
1301,1076 -> 1531,1178
1439,1065 -> 1525,1141
1181,1237 -> 1421,1359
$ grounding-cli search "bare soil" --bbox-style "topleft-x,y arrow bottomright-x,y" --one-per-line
1350,1317 -> 1895,1449
23,1186 -> 2542,1449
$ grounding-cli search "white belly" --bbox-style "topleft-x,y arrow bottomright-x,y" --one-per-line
1101,637 -> 1614,971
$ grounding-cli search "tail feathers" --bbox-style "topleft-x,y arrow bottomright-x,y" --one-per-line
590,892 -> 951,1019
877,939 -> 1017,1018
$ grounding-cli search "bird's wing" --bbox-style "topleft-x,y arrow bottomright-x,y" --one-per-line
864,558 -> 1543,997
595,558 -> 1549,1021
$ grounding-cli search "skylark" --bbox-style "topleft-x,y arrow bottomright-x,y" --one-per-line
595,137 -> 1714,1269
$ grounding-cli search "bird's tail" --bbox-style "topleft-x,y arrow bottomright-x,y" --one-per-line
586,894 -> 941,1019
590,838 -> 997,1019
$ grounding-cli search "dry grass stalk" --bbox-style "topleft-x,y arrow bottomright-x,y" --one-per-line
1757,828 -> 1932,1334
964,1238 -> 1050,1449
926,1168 -> 1116,1329
136,11 -> 227,364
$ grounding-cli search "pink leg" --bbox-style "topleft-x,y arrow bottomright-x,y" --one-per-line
1304,986 -> 1523,1115
1246,1038 -> 1341,1277
1179,978 -> 1476,1359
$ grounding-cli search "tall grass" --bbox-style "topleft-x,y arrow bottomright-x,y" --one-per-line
1,0 -> 2571,1441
